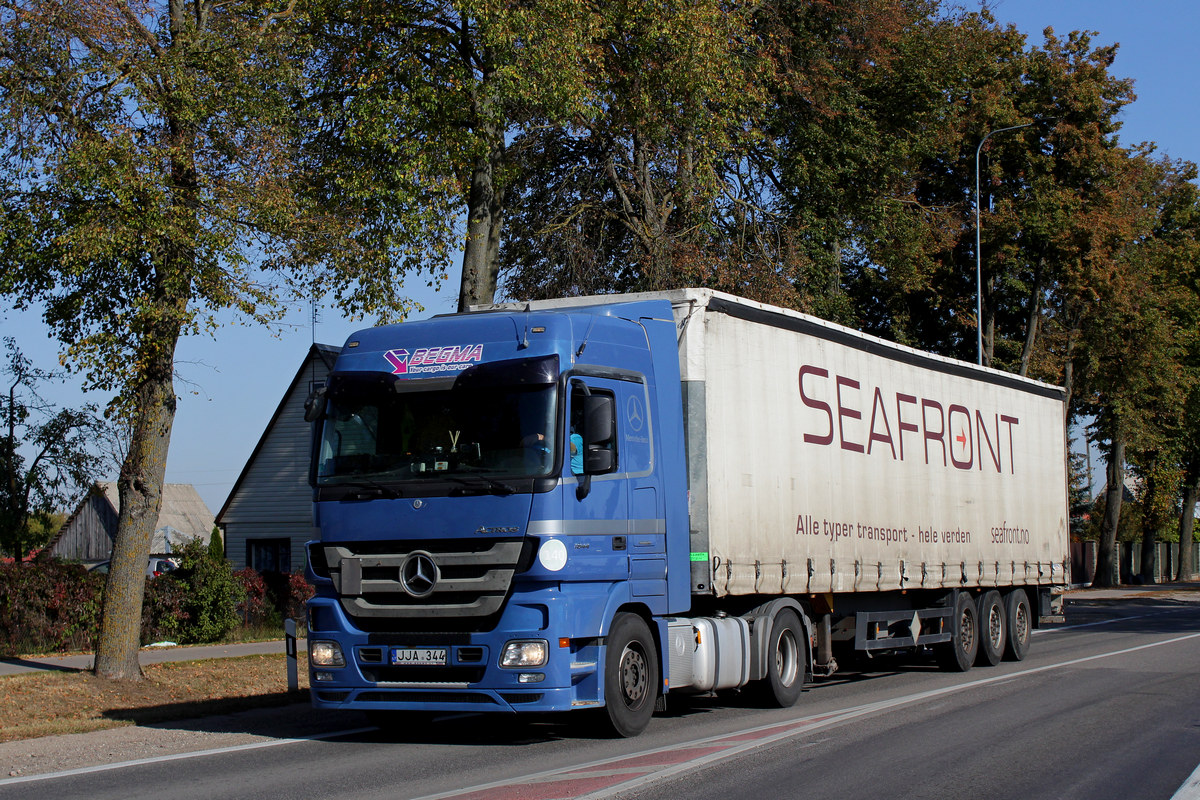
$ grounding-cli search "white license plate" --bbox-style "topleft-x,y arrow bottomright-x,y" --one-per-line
390,647 -> 447,666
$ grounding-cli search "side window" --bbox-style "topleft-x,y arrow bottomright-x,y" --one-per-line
569,384 -> 617,476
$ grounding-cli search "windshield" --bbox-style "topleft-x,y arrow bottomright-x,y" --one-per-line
316,357 -> 559,485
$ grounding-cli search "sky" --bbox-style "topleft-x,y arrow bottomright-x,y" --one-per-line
2,0 -> 1198,516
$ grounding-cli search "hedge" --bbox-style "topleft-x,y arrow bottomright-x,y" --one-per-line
0,554 -> 314,656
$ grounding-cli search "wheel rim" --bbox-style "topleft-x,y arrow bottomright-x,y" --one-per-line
619,642 -> 649,708
986,604 -> 1003,650
959,607 -> 975,652
775,628 -> 799,687
1013,601 -> 1030,645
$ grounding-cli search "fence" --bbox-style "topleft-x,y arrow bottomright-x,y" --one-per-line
1071,540 -> 1200,586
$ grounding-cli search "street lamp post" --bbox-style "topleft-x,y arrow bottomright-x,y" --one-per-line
974,122 -> 1035,366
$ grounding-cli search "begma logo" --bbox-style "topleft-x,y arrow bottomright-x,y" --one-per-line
384,344 -> 484,375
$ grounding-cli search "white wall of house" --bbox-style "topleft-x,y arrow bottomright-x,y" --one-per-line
219,346 -> 335,574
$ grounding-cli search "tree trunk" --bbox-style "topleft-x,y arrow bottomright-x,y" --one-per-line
95,83 -> 195,678
1093,433 -> 1125,588
457,38 -> 505,314
458,137 -> 505,311
1018,259 -> 1044,378
1178,456 -> 1200,581
1138,462 -> 1160,584
93,327 -> 180,680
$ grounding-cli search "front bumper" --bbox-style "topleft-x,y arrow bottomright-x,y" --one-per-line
306,586 -> 603,715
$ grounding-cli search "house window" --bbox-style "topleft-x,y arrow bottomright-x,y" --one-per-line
248,538 -> 292,574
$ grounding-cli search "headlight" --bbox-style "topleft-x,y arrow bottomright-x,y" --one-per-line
310,640 -> 345,667
500,639 -> 548,667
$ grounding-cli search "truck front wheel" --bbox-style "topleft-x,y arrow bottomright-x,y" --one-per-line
760,609 -> 805,707
936,591 -> 979,672
601,613 -> 659,737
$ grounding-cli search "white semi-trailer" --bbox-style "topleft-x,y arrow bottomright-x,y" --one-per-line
306,288 -> 1069,735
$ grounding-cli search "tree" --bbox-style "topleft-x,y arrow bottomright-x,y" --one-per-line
1070,154 -> 1197,586
0,0 -> 415,679
304,0 -> 610,313
0,339 -> 105,559
501,0 -> 766,301
208,526 -> 225,562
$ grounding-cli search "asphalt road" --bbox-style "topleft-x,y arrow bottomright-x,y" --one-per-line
4,595 -> 1200,800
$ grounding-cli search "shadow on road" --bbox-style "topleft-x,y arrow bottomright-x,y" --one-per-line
98,595 -> 1200,747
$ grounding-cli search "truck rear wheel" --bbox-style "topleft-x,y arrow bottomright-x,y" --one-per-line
936,591 -> 978,672
975,590 -> 1005,666
601,613 -> 658,737
760,609 -> 805,707
1004,589 -> 1031,661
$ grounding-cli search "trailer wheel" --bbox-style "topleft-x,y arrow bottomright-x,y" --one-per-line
976,590 -> 1005,666
761,609 -> 805,708
936,591 -> 978,672
601,613 -> 658,737
1004,589 -> 1031,661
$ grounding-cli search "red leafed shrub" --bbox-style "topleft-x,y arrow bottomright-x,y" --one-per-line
283,572 -> 315,623
0,561 -> 104,655
235,567 -> 273,627
141,573 -> 190,644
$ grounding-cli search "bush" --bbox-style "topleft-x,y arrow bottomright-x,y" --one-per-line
171,539 -> 240,644
235,567 -> 276,628
283,572 -> 315,623
141,573 -> 190,644
208,527 -> 224,561
0,561 -> 104,654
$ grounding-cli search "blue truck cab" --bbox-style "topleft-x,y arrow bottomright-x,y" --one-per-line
305,298 -> 690,735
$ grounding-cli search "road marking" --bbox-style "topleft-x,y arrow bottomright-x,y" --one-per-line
411,630 -> 1200,800
4,616 -> 1196,793
1037,609 -> 1175,634
1172,760 -> 1200,800
0,727 -> 374,787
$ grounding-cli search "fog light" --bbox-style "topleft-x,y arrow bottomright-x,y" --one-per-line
500,639 -> 548,667
518,673 -> 545,683
310,640 -> 345,667
314,671 -> 334,682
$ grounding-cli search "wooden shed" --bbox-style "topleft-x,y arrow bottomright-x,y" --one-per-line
49,482 -> 214,565
217,343 -> 339,574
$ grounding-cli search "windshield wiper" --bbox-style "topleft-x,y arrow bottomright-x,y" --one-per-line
324,478 -> 402,500
445,475 -> 516,496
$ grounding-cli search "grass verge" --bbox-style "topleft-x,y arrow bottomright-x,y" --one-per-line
0,653 -> 309,743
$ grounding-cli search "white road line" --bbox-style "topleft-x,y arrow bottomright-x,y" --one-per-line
5,613 -> 1197,792
1038,609 -> 1174,634
1172,760 -> 1200,800
0,727 -> 374,787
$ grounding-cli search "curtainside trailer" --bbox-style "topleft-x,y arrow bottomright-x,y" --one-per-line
304,288 -> 1068,736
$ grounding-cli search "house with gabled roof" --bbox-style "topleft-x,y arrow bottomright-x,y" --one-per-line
216,343 -> 339,574
49,482 -> 214,565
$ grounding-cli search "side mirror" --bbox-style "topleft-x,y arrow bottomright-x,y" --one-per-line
581,394 -> 615,452
303,386 -> 327,423
578,393 -> 616,498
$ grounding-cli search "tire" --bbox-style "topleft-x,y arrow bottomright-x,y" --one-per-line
936,591 -> 979,672
1004,589 -> 1032,661
760,609 -> 805,708
601,613 -> 659,738
975,590 -> 1005,667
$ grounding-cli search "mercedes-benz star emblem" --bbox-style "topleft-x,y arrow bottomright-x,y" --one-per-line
399,551 -> 439,598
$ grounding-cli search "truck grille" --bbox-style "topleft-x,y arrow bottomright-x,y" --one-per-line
321,539 -> 526,625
